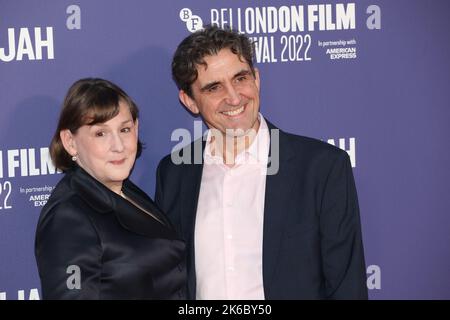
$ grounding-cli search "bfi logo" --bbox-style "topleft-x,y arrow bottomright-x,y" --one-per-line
179,8 -> 203,32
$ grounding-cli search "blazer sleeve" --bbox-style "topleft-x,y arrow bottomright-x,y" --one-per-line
319,151 -> 368,299
35,201 -> 102,299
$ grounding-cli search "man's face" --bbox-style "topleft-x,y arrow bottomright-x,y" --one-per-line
180,48 -> 261,136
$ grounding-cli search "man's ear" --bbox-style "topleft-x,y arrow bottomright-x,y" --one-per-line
254,67 -> 261,92
60,129 -> 77,156
179,90 -> 200,114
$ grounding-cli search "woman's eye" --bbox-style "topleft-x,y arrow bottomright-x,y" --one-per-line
95,131 -> 105,137
121,127 -> 131,133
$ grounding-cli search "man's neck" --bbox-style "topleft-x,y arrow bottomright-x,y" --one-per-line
210,119 -> 260,167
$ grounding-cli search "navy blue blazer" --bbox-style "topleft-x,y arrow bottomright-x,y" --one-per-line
35,166 -> 186,299
155,121 -> 368,299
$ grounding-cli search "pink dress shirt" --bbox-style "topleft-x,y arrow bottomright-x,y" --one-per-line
194,115 -> 270,300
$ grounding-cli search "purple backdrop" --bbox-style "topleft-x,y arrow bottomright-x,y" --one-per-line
1,0 -> 449,299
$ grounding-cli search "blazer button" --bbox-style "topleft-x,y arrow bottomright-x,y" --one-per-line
178,264 -> 183,272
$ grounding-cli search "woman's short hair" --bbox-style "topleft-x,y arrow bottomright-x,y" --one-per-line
50,78 -> 143,171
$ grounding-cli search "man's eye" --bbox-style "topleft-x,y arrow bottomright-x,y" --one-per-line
207,85 -> 220,92
236,75 -> 247,82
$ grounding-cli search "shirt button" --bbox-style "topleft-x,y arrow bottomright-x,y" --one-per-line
227,266 -> 235,272
226,234 -> 233,240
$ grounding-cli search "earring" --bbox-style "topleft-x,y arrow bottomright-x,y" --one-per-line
71,155 -> 77,161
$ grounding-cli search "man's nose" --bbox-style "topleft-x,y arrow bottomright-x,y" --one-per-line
224,84 -> 241,106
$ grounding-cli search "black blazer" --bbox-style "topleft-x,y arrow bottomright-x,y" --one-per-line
155,121 -> 368,299
35,166 -> 186,299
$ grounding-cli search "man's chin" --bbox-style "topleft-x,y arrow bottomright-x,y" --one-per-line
222,129 -> 260,143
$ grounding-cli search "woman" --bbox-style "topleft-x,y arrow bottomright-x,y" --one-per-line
35,78 -> 186,299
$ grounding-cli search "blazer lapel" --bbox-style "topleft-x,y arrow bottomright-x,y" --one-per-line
180,139 -> 205,299
122,179 -> 173,228
116,181 -> 179,240
70,165 -> 177,240
262,122 -> 296,297
70,166 -> 115,214
181,125 -> 295,298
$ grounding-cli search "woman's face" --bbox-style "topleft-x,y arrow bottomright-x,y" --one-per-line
62,101 -> 138,193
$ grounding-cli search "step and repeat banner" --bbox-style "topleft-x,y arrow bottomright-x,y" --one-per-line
1,0 -> 449,299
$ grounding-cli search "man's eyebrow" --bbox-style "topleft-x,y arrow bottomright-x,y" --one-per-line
233,69 -> 252,78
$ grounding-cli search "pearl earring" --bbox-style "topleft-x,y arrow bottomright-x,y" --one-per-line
72,155 -> 77,161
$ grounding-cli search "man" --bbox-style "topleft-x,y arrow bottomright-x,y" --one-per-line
155,25 -> 368,299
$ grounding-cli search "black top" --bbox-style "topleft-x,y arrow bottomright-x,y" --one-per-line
35,166 -> 186,299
